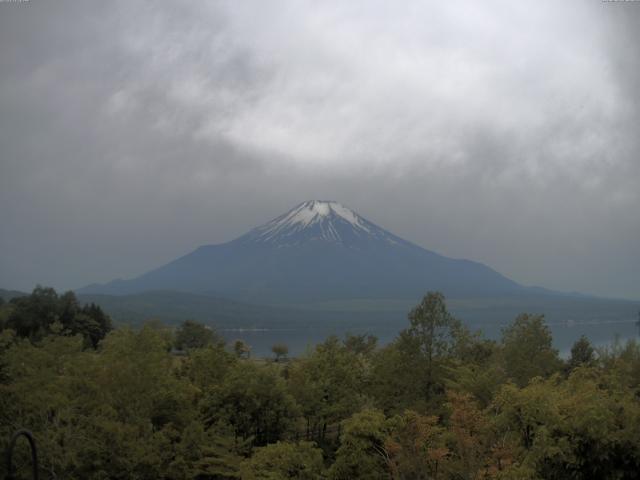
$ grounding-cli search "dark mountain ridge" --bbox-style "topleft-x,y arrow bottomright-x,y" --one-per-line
78,200 -> 532,303
0,288 -> 28,302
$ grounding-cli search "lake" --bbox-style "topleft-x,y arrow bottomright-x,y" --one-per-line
221,317 -> 639,358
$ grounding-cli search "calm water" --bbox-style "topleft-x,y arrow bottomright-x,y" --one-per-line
221,318 -> 639,358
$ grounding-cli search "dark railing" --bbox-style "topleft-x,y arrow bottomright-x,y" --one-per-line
5,429 -> 38,480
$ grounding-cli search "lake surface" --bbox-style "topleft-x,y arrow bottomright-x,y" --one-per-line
221,317 -> 640,358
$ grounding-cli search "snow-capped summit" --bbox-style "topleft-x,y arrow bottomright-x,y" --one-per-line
242,200 -> 398,246
270,200 -> 368,231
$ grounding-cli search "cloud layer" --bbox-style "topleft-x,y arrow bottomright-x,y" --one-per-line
1,0 -> 639,298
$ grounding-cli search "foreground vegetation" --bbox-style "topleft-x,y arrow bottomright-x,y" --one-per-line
1,288 -> 640,479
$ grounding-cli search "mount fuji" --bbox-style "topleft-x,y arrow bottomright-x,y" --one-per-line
79,200 -> 529,303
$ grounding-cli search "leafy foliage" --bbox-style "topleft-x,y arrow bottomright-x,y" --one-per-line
5,286 -> 112,348
2,289 -> 640,479
501,313 -> 562,386
202,361 -> 299,447
271,343 -> 289,362
288,336 -> 367,445
329,409 -> 390,480
567,335 -> 596,371
174,319 -> 222,351
370,292 -> 462,412
240,441 -> 324,480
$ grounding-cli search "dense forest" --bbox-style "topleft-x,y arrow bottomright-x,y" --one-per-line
1,288 -> 640,479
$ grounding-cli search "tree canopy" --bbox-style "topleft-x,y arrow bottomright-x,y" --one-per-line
2,289 -> 640,479
5,286 -> 112,348
174,319 -> 222,351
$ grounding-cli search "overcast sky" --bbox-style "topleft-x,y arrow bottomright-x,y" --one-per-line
1,0 -> 639,299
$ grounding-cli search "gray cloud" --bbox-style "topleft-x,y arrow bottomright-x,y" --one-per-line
0,0 -> 639,299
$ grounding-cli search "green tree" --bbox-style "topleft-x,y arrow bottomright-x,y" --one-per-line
78,302 -> 113,347
567,335 -> 595,371
174,319 -> 221,351
0,323 -> 252,479
202,361 -> 299,446
329,409 -> 391,480
164,421 -> 243,479
0,299 -> 10,332
491,369 -> 640,479
233,339 -> 251,359
288,336 -> 366,443
4,287 -> 111,348
386,410 -> 449,480
597,339 -> 640,395
444,322 -> 506,408
401,292 -> 460,397
444,391 -> 491,479
372,292 -> 460,411
271,343 -> 289,362
343,333 -> 377,356
240,441 -> 324,480
6,285 -> 59,340
501,313 -> 562,386
405,292 -> 458,361
181,343 -> 237,391
370,343 -> 417,412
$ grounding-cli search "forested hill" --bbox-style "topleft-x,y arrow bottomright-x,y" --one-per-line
2,290 -> 640,479
0,288 -> 27,302
76,290 -> 398,329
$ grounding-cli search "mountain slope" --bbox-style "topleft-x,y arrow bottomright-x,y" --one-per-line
0,288 -> 28,302
79,200 -> 526,303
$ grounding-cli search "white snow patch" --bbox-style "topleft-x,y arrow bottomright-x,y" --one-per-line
329,202 -> 371,233
282,200 -> 332,227
251,200 -> 380,244
312,201 -> 331,217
